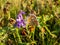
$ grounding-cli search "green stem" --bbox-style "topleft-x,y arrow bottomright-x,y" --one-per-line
41,32 -> 44,45
44,26 -> 56,38
31,32 -> 34,41
44,26 -> 51,35
15,28 -> 22,43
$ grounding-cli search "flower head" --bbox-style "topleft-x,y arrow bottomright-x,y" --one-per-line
20,10 -> 25,14
26,13 -> 38,26
16,10 -> 26,28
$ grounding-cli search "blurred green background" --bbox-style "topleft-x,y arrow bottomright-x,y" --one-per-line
0,0 -> 60,45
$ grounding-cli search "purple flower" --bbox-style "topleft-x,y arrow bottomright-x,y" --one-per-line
16,10 -> 26,28
20,10 -> 25,14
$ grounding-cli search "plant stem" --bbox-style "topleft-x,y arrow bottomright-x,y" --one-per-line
15,28 -> 22,43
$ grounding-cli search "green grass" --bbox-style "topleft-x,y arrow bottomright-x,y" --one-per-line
0,0 -> 60,45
